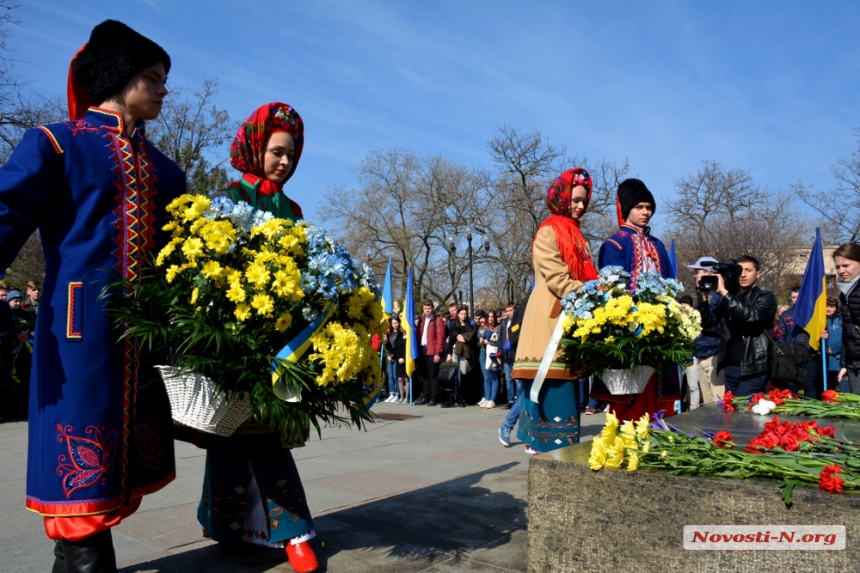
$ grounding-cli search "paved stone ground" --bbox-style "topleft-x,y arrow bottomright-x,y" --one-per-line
0,401 -> 607,573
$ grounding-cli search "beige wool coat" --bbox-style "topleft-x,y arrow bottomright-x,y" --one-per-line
511,225 -> 586,380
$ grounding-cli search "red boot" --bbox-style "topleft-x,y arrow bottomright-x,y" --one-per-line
286,540 -> 319,573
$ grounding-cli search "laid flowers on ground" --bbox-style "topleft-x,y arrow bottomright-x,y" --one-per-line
588,411 -> 860,504
720,388 -> 860,420
559,267 -> 701,374
109,194 -> 384,439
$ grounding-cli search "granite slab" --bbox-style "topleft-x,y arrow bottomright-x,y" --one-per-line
528,406 -> 860,572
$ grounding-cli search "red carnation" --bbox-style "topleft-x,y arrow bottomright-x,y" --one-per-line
713,431 -> 734,449
819,464 -> 844,494
821,389 -> 839,403
767,388 -> 794,406
721,391 -> 736,412
817,425 -> 836,439
750,392 -> 766,404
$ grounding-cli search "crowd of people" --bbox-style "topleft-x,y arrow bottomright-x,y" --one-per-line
0,280 -> 40,420
379,301 -> 520,409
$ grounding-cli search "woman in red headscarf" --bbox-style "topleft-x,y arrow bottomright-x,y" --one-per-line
508,168 -> 597,454
222,102 -> 305,221
194,103 -> 318,573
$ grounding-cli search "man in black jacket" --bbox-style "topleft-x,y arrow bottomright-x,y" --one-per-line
698,255 -> 777,396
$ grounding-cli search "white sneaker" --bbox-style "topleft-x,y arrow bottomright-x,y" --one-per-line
478,398 -> 487,406
525,445 -> 539,456
485,401 -> 496,409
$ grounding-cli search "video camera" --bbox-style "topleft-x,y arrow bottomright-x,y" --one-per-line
698,259 -> 742,293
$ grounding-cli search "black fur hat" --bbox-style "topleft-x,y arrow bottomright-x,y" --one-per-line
617,178 -> 656,221
72,20 -> 171,105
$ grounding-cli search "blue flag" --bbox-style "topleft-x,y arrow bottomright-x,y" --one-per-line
668,239 -> 678,279
793,228 -> 827,352
403,266 -> 418,378
381,258 -> 393,321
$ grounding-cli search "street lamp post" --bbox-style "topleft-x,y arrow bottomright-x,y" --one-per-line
448,229 -> 490,317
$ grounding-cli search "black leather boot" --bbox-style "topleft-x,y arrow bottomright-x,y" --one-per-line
52,539 -> 66,573
55,529 -> 118,573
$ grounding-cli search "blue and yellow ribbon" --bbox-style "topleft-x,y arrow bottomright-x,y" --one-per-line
271,305 -> 335,401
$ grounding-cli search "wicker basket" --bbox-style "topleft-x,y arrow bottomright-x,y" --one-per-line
155,365 -> 252,436
600,365 -> 655,395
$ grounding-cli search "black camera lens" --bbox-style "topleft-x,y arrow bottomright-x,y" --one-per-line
700,276 -> 719,291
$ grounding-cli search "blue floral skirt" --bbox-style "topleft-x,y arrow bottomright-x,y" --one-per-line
517,379 -> 580,452
198,447 -> 313,545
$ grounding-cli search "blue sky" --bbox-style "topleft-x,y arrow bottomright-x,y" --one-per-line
11,1 -> 860,229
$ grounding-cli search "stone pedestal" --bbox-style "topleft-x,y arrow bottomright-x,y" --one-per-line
527,406 -> 860,573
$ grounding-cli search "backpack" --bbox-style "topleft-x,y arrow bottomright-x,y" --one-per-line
767,337 -> 806,385
506,292 -> 531,349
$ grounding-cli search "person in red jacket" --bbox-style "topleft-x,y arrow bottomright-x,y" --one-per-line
414,300 -> 447,405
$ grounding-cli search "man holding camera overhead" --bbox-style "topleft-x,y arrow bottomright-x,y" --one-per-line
697,255 -> 777,396
689,257 -> 725,404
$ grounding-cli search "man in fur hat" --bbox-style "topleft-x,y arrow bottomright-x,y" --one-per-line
591,179 -> 680,422
0,20 -> 185,571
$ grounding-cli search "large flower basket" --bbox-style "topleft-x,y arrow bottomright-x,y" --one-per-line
600,365 -> 655,395
156,365 -> 252,436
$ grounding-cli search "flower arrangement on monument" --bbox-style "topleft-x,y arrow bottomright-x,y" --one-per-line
108,194 -> 383,438
721,389 -> 860,420
559,266 -> 701,393
588,411 -> 860,504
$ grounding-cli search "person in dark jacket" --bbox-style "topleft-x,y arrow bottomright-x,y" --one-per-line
775,286 -> 817,398
822,297 -> 844,392
445,306 -> 478,407
698,255 -> 777,396
383,317 -> 408,403
498,302 -> 518,409
835,243 -> 860,393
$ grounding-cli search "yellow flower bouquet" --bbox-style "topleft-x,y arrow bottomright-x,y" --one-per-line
108,194 -> 383,438
560,266 -> 701,389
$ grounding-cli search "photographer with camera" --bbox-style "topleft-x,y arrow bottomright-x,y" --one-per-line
689,257 -> 725,404
698,255 -> 777,396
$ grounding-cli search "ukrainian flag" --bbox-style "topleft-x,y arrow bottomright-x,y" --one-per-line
381,258 -> 393,321
403,266 -> 418,378
793,228 -> 827,351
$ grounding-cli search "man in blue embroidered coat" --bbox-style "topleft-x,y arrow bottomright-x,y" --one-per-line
0,20 -> 185,571
593,178 -> 680,422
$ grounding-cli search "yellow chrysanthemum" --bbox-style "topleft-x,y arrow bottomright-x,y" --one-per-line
626,449 -> 640,472
155,237 -> 182,267
634,414 -> 651,440
309,322 -> 373,386
604,435 -> 625,469
251,293 -> 274,316
600,412 -> 619,441
202,261 -> 225,281
164,262 -> 196,283
245,261 -> 270,290
251,218 -> 287,241
619,420 -> 637,450
190,287 -> 199,305
226,281 -> 246,303
199,219 -> 236,254
234,303 -> 251,321
181,237 -> 205,260
181,195 -> 211,222
275,313 -> 293,332
588,435 -> 607,470
270,267 -> 303,301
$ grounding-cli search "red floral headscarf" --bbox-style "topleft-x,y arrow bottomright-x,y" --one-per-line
537,168 -> 598,282
229,102 -> 304,192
